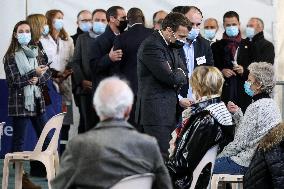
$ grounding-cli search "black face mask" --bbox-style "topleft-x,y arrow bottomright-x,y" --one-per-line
169,32 -> 185,49
118,20 -> 128,33
169,39 -> 185,49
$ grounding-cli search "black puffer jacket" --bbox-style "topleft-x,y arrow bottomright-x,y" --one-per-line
244,123 -> 284,189
167,97 -> 235,189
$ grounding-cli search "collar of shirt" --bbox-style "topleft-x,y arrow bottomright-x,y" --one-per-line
158,30 -> 168,45
130,23 -> 143,27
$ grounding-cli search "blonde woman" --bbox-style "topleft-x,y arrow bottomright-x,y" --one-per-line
41,9 -> 74,154
167,66 -> 235,189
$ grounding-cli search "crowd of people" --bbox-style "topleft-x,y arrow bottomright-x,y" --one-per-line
2,4 -> 283,189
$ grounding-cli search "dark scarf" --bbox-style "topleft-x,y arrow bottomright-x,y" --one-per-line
222,32 -> 242,68
252,92 -> 271,102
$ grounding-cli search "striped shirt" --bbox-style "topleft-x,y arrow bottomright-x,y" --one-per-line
205,102 -> 233,125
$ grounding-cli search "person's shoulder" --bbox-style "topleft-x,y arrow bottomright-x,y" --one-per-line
132,130 -> 159,145
211,38 -> 225,49
196,35 -> 210,45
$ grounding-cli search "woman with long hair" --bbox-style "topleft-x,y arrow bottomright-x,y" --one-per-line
3,20 -> 50,189
40,9 -> 74,154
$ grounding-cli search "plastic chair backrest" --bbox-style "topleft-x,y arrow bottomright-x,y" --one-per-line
190,145 -> 219,189
33,113 -> 65,154
110,173 -> 155,189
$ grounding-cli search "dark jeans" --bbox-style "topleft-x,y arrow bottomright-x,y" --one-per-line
12,113 -> 50,152
213,157 -> 248,175
140,124 -> 175,160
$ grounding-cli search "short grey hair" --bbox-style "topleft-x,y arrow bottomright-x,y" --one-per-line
93,77 -> 134,119
248,62 -> 275,94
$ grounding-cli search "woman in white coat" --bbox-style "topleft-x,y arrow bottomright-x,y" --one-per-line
41,9 -> 74,154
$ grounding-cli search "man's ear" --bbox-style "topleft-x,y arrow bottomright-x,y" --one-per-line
109,16 -> 116,23
124,105 -> 132,119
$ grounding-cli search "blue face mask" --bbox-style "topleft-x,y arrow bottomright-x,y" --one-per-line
79,22 -> 92,32
93,22 -> 107,35
42,25 -> 49,36
225,26 -> 239,37
204,29 -> 216,40
246,27 -> 255,39
187,28 -> 200,40
17,33 -> 31,46
244,81 -> 254,97
54,19 -> 64,31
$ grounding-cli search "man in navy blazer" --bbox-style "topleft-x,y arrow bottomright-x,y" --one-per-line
176,6 -> 214,109
113,8 -> 153,126
89,6 -> 127,91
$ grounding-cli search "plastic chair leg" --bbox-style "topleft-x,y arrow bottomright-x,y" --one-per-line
2,158 -> 10,189
54,152 -> 60,175
210,175 -> 219,189
43,158 -> 56,189
15,161 -> 23,189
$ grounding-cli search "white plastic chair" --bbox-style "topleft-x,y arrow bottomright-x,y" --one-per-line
2,113 -> 65,189
110,173 -> 155,189
189,145 -> 219,189
211,174 -> 243,189
0,122 -> 5,151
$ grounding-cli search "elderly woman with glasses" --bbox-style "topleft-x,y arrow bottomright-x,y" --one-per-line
214,62 -> 281,175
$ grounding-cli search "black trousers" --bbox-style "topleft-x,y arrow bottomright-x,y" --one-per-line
78,94 -> 99,133
139,124 -> 175,160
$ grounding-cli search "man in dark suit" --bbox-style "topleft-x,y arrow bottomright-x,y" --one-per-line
211,11 -> 251,111
72,9 -> 107,133
51,77 -> 172,189
113,7 -> 153,126
175,6 -> 214,108
90,6 -> 127,91
245,17 -> 275,64
135,12 -> 190,158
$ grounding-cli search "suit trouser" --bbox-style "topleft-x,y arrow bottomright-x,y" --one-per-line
78,94 -> 100,133
140,124 -> 175,159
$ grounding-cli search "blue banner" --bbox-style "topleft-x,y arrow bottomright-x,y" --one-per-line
0,79 -> 61,158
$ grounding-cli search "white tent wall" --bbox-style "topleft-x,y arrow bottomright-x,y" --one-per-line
0,0 -> 277,79
275,0 -> 284,118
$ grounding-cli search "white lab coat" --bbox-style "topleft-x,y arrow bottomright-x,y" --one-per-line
40,34 -> 74,72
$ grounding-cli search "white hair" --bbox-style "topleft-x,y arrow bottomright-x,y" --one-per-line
93,77 -> 134,120
248,62 -> 275,94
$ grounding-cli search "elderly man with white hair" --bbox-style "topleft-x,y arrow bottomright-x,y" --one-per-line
51,77 -> 173,189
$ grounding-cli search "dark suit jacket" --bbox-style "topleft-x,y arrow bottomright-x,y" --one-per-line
72,32 -> 98,95
51,119 -> 173,189
90,26 -> 116,90
247,31 -> 275,64
135,31 -> 187,126
178,35 -> 214,98
113,24 -> 153,94
71,27 -> 84,46
211,38 -> 251,111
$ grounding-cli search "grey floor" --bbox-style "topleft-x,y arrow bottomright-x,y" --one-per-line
0,160 -> 49,189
